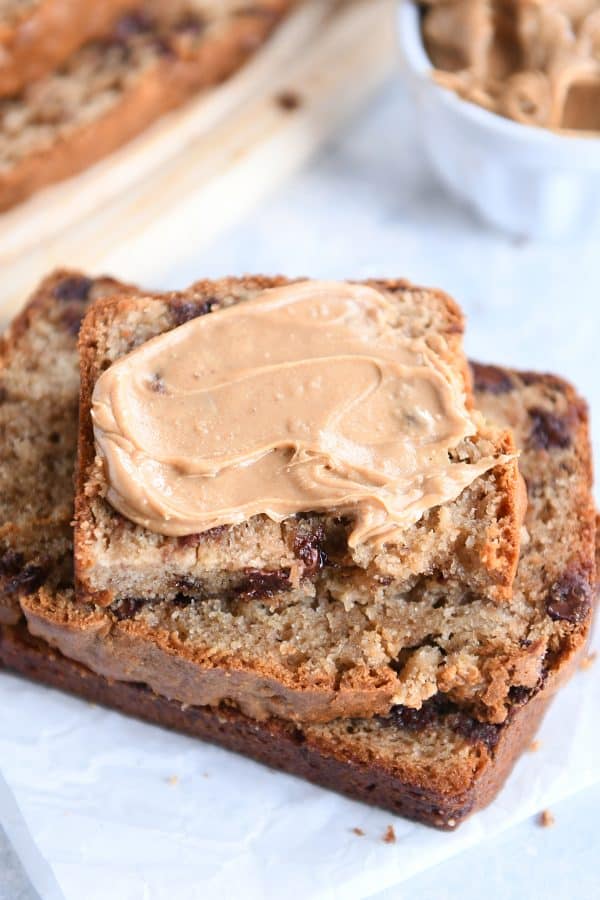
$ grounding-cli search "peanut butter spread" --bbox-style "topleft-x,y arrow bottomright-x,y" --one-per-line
421,1 -> 600,131
92,281 -> 510,546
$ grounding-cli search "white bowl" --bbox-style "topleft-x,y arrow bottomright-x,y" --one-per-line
397,0 -> 600,239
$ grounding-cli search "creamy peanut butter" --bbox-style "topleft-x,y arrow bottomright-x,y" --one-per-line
92,281 -> 510,546
421,0 -> 600,132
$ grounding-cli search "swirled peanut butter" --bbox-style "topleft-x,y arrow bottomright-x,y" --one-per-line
92,281 -> 509,546
421,0 -> 600,132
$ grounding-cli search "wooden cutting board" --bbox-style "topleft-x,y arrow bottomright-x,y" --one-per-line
0,0 -> 397,324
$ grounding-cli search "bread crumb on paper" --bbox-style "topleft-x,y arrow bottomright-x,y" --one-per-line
167,775 -> 179,786
382,825 -> 396,844
275,90 -> 302,112
351,827 -> 365,837
538,809 -> 555,828
580,651 -> 597,671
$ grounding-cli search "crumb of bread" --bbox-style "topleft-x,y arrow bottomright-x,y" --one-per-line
383,825 -> 396,844
539,810 -> 555,828
580,651 -> 597,671
351,827 -> 365,837
167,775 -> 179,786
529,740 -> 541,752
275,90 -> 302,111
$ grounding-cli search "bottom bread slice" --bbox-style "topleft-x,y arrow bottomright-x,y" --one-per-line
0,617 -> 581,830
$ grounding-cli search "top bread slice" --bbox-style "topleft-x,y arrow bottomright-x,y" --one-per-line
0,0 -> 298,211
69,276 -> 529,723
0,0 -> 147,97
75,276 -> 523,610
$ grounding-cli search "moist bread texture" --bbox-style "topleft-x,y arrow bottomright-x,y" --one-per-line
0,278 -> 595,826
0,0 -> 297,211
0,0 -> 147,97
70,277 -> 529,723
0,271 -> 141,626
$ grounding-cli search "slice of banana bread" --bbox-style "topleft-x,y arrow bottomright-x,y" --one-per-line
0,0 -> 298,211
69,277 -> 529,723
0,1 -> 147,97
0,270 -> 138,625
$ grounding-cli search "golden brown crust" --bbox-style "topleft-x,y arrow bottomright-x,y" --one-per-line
0,1 -> 298,211
0,0 -> 145,97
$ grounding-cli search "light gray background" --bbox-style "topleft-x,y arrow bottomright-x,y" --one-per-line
1,77 -> 598,899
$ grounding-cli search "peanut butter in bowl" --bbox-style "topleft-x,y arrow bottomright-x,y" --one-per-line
419,0 -> 600,133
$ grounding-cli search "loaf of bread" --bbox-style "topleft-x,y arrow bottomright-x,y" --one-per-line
67,277 -> 530,724
0,273 -> 594,826
0,0 -> 298,210
0,1 -> 148,97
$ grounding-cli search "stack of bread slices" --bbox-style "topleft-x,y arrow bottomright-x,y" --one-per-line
0,270 -> 595,828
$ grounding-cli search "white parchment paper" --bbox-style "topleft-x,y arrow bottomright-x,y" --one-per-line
0,628 -> 597,900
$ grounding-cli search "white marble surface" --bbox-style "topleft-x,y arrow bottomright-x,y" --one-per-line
1,77 -> 599,898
